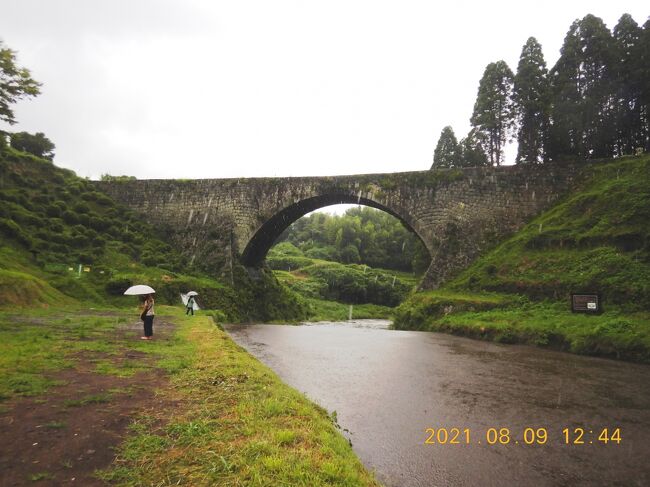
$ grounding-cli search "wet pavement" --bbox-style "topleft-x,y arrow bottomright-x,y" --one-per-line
224,320 -> 650,487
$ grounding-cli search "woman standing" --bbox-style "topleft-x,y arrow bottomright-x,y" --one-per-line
141,294 -> 155,340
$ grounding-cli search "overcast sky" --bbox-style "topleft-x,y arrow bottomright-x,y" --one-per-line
1,1 -> 647,180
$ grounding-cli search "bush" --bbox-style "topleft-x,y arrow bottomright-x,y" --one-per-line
70,234 -> 90,248
0,218 -> 32,247
305,246 -> 338,261
89,216 -> 111,232
45,204 -> 62,218
46,218 -> 65,234
73,202 -> 90,214
270,242 -> 304,256
105,278 -> 132,296
267,255 -> 313,271
62,210 -> 79,224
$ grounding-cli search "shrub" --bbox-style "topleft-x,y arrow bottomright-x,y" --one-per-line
0,218 -> 32,247
70,234 -> 89,248
73,202 -> 90,214
62,210 -> 79,224
45,204 -> 62,218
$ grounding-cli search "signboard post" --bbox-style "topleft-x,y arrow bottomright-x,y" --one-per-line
571,293 -> 601,314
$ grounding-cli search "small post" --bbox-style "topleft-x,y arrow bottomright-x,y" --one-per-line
348,305 -> 353,321
392,276 -> 396,287
77,264 -> 82,278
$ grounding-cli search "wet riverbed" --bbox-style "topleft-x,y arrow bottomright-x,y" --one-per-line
224,320 -> 650,487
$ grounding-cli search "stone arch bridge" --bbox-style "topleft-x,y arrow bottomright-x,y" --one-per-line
96,164 -> 582,289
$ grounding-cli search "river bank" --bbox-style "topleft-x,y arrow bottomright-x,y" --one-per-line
0,307 -> 379,486
393,291 -> 650,363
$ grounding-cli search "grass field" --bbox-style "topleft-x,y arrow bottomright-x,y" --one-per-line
0,307 -> 380,486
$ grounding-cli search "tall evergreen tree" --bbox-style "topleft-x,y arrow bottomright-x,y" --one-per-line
432,126 -> 460,168
458,129 -> 489,167
470,61 -> 515,165
513,37 -> 550,163
548,15 -> 617,161
612,14 -> 644,155
640,19 -> 650,152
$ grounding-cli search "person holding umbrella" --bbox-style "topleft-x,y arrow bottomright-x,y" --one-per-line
124,285 -> 156,340
181,291 -> 199,316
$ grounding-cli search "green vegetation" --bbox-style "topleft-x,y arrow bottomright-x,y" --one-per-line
448,157 -> 650,307
0,39 -> 41,125
0,146 -> 182,272
303,298 -> 392,322
438,12 -> 650,166
432,126 -> 461,169
275,206 -> 430,273
100,312 -> 379,486
0,307 -> 379,484
0,311 -> 124,400
393,290 -> 520,330
397,295 -> 650,362
265,206 -> 429,320
9,131 -> 55,160
64,393 -> 112,408
513,37 -> 549,164
395,156 -> 650,362
29,472 -> 55,482
268,242 -> 416,320
470,60 -> 515,166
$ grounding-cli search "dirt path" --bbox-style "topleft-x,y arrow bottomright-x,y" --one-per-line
0,315 -> 177,487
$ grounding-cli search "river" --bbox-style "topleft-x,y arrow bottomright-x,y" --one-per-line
224,320 -> 650,487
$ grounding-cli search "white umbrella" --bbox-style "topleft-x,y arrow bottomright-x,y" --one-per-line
181,292 -> 200,310
124,285 -> 156,295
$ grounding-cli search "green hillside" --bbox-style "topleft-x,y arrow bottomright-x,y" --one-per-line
268,242 -> 416,320
449,156 -> 650,307
394,156 -> 650,362
0,148 -> 306,321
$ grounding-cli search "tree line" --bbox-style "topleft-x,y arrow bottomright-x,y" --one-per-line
432,13 -> 650,168
274,207 -> 430,274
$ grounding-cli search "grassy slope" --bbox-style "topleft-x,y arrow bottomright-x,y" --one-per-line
449,156 -> 650,305
269,243 -> 420,320
0,246 -> 76,308
394,156 -> 650,362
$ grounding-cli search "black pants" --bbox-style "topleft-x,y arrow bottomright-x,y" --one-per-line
143,315 -> 154,337
186,306 -> 194,315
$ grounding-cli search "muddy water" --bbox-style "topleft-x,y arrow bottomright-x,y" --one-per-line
224,320 -> 650,487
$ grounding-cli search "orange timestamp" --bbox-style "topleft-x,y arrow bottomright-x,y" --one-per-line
423,427 -> 622,445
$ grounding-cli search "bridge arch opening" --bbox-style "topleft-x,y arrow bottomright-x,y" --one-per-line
240,194 -> 431,271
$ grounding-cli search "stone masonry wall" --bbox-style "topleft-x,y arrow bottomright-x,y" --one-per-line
95,163 -> 584,289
